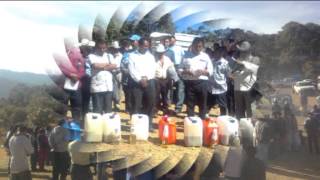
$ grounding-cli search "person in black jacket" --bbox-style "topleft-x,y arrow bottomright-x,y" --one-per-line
304,112 -> 320,154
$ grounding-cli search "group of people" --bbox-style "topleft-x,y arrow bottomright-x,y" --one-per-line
60,33 -> 261,132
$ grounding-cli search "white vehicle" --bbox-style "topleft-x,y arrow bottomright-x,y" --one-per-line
150,32 -> 200,51
293,79 -> 316,94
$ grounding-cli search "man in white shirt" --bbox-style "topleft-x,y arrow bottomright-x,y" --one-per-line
9,125 -> 34,180
128,38 -> 157,131
181,37 -> 213,119
88,39 -> 117,114
155,44 -> 175,115
232,41 -> 259,119
169,36 -> 186,114
208,46 -> 231,115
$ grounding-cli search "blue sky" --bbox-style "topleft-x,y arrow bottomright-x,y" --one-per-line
0,1 -> 319,74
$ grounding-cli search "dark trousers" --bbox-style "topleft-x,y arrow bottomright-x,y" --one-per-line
207,92 -> 227,115
131,79 -> 156,130
234,90 -> 252,119
92,92 -> 113,114
184,80 -> 208,119
10,171 -> 32,180
226,79 -> 235,116
123,85 -> 133,113
52,152 -> 70,180
71,164 -> 93,180
65,89 -> 82,121
30,151 -> 37,171
81,76 -> 91,119
38,148 -> 48,170
307,131 -> 319,154
156,79 -> 170,113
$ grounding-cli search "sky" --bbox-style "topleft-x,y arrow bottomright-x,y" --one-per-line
0,1 -> 319,74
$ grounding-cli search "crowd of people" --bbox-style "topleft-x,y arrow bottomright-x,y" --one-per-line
60,33 -> 261,130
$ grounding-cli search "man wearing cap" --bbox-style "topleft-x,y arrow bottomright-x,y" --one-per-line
88,39 -> 117,114
180,37 -> 213,119
169,35 -> 186,114
128,37 -> 157,131
232,41 -> 260,119
155,44 -> 175,115
120,35 -> 141,114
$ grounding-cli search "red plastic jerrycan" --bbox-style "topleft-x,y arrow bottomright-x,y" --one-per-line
158,115 -> 177,144
203,117 -> 219,146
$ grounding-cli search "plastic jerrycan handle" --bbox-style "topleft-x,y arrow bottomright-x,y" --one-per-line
110,112 -> 116,119
189,117 -> 197,123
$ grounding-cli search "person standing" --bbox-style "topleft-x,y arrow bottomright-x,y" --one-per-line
49,119 -> 70,180
109,41 -> 123,112
88,39 -> 117,114
154,44 -> 175,115
180,37 -> 213,119
60,46 -> 85,121
304,112 -> 320,154
37,128 -> 50,172
120,35 -> 141,114
169,36 -> 186,114
232,41 -> 259,119
128,37 -> 157,131
79,39 -> 95,118
208,46 -> 231,116
9,125 -> 34,180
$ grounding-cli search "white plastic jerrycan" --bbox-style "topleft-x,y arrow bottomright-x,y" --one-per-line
102,113 -> 122,143
84,113 -> 103,142
217,116 -> 239,145
131,114 -> 149,141
184,117 -> 203,147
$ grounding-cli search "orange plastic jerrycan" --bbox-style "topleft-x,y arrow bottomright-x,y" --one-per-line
203,117 -> 219,146
158,115 -> 177,144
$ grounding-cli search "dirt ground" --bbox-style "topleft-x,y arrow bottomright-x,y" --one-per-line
0,87 -> 320,180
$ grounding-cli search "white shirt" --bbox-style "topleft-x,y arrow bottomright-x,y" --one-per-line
181,51 -> 213,80
69,141 -> 91,165
155,55 -> 174,79
128,50 -> 157,82
89,53 -> 115,93
209,57 -> 231,94
169,45 -> 185,65
9,134 -> 34,173
233,57 -> 259,91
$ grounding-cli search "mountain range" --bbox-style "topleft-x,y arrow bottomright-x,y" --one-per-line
0,69 -> 53,98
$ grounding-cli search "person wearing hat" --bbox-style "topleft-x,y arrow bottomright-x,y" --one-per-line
79,39 -> 95,118
120,35 -> 141,114
88,39 -> 118,114
154,44 -> 175,115
109,41 -> 123,112
180,37 -> 213,119
49,116 -> 71,180
128,37 -> 157,131
232,41 -> 260,119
